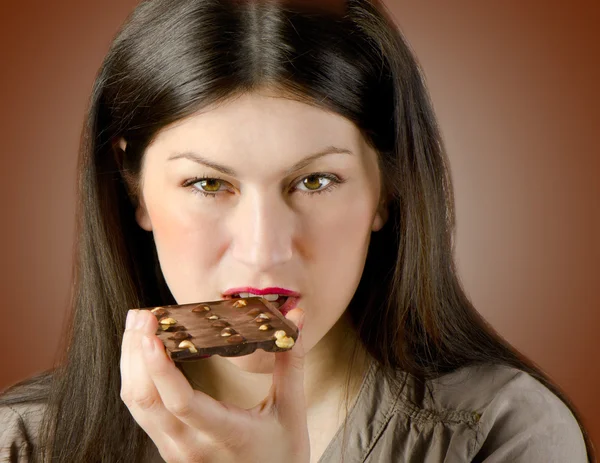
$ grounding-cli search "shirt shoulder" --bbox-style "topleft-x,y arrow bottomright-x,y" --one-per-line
0,401 -> 47,463
426,363 -> 588,462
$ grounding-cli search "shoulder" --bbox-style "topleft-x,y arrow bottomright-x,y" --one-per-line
0,401 -> 47,462
425,363 -> 588,462
1,375 -> 52,462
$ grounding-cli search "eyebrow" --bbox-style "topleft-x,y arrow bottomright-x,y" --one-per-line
167,146 -> 354,177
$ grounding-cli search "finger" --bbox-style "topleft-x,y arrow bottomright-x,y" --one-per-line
120,310 -> 150,404
143,332 -> 243,441
121,310 -> 187,441
272,308 -> 307,429
119,309 -> 136,387
125,311 -> 163,412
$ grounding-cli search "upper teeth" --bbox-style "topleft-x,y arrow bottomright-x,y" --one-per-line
238,293 -> 280,301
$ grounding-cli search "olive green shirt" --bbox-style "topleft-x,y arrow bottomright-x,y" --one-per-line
0,363 -> 588,462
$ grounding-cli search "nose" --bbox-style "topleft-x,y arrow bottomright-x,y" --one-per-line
228,190 -> 294,271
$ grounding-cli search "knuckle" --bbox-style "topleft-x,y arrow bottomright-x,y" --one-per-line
130,388 -> 162,411
120,388 -> 136,407
164,398 -> 193,418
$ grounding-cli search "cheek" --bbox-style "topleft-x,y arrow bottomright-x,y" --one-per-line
308,191 -> 374,263
145,192 -> 226,301
155,217 -> 206,259
297,193 -> 375,347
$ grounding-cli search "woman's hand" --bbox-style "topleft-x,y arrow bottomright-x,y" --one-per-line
120,307 -> 308,463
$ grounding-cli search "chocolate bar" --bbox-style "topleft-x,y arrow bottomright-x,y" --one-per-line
141,297 -> 299,362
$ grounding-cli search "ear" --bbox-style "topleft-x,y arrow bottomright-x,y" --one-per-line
371,198 -> 389,232
112,137 -> 152,232
111,137 -> 128,168
134,195 -> 152,231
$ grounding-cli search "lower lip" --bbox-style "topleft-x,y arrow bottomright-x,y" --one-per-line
277,296 -> 300,316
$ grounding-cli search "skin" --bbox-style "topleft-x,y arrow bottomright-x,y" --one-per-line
119,90 -> 387,462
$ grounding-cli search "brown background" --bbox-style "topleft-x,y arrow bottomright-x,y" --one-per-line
1,0 -> 598,451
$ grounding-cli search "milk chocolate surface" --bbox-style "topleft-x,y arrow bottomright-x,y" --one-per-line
141,297 -> 299,362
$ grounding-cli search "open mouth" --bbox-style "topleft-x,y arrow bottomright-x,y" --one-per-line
223,293 -> 299,316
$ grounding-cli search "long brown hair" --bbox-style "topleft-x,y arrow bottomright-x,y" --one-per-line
1,0 -> 595,461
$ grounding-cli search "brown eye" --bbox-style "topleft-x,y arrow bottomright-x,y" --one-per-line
198,179 -> 223,192
300,175 -> 329,191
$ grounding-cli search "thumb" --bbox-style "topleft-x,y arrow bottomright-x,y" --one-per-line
272,308 -> 307,427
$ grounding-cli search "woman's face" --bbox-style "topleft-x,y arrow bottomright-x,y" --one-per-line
133,90 -> 385,373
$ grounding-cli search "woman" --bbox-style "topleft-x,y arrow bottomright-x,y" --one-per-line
0,0 -> 594,461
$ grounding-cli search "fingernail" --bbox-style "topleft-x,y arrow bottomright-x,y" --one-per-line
134,311 -> 146,329
142,335 -> 154,353
126,310 -> 136,330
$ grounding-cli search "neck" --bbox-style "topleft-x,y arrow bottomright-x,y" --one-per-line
180,315 -> 371,413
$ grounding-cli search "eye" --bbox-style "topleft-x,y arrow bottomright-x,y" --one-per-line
182,177 -> 233,197
294,174 -> 340,193
197,178 -> 224,193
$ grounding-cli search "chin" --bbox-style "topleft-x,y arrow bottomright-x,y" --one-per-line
224,349 -> 277,374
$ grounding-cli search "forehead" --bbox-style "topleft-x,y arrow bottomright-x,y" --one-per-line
147,91 -> 365,158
